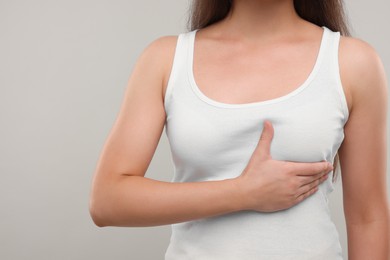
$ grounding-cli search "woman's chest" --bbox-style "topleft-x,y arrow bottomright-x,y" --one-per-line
166,95 -> 346,177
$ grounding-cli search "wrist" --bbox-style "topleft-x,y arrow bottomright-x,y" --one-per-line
224,177 -> 251,212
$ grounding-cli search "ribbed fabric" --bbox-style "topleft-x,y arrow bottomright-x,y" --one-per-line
163,26 -> 348,260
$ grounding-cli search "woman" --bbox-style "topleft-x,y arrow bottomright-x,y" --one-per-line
89,0 -> 389,259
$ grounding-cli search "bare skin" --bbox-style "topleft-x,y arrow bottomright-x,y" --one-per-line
337,29 -> 390,260
89,0 -> 389,257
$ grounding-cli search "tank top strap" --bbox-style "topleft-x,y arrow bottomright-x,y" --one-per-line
317,27 -> 349,122
164,31 -> 194,113
318,26 -> 340,78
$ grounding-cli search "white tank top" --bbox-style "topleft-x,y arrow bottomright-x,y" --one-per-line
163,26 -> 349,260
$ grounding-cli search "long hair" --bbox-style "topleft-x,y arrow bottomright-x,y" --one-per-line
187,0 -> 352,183
188,0 -> 352,36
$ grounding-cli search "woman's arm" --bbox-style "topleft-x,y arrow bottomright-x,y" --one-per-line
338,36 -> 390,259
86,35 -> 232,227
88,36 -> 244,227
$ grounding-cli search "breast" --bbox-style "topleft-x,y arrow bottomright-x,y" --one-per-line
165,92 -> 346,183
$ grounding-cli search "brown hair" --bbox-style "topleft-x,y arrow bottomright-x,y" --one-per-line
188,0 -> 352,36
187,0 -> 352,183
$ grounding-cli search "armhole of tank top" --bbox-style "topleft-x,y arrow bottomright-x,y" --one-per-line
333,31 -> 350,124
164,33 -> 184,113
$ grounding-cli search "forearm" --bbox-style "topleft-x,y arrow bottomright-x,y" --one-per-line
346,218 -> 390,260
90,175 -> 244,227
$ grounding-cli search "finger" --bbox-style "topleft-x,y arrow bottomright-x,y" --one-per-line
290,160 -> 333,176
255,120 -> 274,161
297,170 -> 329,186
295,185 -> 319,203
297,173 -> 328,196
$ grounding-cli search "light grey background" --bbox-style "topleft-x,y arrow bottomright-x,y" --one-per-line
0,1 -> 388,259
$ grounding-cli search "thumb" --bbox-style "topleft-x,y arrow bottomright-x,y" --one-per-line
255,120 -> 274,161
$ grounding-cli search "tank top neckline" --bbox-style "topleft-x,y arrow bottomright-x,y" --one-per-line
187,26 -> 329,109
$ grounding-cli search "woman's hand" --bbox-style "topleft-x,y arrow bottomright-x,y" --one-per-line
234,120 -> 333,212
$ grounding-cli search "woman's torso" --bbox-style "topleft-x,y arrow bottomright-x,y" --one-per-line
162,24 -> 350,260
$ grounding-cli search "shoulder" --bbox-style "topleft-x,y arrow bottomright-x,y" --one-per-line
144,35 -> 179,54
137,35 -> 179,70
338,35 -> 388,112
339,34 -> 383,83
133,35 -> 180,98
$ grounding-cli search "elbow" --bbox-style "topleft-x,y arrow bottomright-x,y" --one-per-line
89,200 -> 106,227
89,193 -> 108,228
88,174 -> 141,227
88,174 -> 115,227
89,207 -> 105,228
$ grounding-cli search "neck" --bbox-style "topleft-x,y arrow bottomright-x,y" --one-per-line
220,0 -> 305,42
